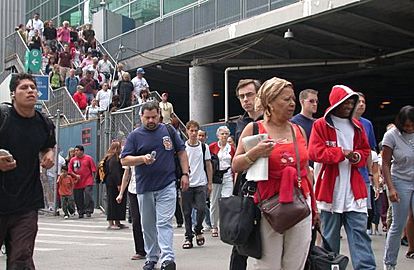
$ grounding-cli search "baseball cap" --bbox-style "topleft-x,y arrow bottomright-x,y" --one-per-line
136,67 -> 145,74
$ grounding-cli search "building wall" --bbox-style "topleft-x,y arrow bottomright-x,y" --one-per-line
0,0 -> 25,72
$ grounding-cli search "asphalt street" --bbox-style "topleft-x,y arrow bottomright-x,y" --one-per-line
1,211 -> 413,270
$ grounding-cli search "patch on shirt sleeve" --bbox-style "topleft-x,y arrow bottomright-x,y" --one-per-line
163,136 -> 173,151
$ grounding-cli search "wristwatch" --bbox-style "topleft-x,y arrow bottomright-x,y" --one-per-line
181,173 -> 189,177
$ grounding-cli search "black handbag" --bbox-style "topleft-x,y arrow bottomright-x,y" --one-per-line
305,227 -> 349,270
218,122 -> 262,259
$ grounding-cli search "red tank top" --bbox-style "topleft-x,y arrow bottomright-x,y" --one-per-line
254,121 -> 312,203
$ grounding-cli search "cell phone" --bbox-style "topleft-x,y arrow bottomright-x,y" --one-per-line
0,149 -> 14,162
150,151 -> 157,159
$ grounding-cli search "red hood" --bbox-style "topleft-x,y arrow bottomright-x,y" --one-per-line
324,85 -> 359,120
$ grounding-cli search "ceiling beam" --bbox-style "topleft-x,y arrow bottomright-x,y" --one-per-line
342,11 -> 414,38
301,24 -> 379,50
268,33 -> 357,58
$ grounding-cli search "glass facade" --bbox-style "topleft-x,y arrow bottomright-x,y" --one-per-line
27,0 -> 203,29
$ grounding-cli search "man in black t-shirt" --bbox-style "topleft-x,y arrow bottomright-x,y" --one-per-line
0,73 -> 56,270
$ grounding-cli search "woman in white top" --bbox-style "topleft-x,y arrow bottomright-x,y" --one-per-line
85,99 -> 100,119
208,126 -> 235,237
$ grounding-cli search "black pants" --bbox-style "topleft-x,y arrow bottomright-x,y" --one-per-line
182,186 -> 207,240
74,186 -> 94,215
0,210 -> 38,270
128,192 -> 146,256
175,189 -> 183,225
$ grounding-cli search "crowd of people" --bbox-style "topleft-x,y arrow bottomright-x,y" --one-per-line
1,58 -> 413,270
17,12 -> 169,118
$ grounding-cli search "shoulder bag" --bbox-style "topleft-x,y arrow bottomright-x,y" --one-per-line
257,124 -> 310,234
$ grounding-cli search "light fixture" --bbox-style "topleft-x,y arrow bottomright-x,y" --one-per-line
381,101 -> 391,105
212,92 -> 220,97
284,29 -> 294,39
100,1 -> 106,7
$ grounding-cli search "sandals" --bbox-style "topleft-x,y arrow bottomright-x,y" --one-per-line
406,251 -> 414,259
211,228 -> 219,237
182,240 -> 193,249
196,234 -> 205,246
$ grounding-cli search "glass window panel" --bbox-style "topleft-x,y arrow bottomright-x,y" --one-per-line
107,0 -> 130,11
60,0 -> 81,13
163,0 -> 196,14
60,7 -> 83,27
114,5 -> 130,17
130,0 -> 160,24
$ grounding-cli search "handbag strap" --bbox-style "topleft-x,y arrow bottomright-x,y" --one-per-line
290,124 -> 302,188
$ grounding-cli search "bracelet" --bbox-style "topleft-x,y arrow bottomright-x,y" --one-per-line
244,154 -> 254,165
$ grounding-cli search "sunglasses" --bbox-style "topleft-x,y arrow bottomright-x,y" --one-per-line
305,99 -> 319,104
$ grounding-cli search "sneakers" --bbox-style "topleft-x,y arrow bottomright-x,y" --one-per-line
161,260 -> 176,270
64,215 -> 69,219
86,213 -> 92,218
143,261 -> 156,270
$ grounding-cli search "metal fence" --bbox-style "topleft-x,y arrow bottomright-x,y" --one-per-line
102,0 -> 300,60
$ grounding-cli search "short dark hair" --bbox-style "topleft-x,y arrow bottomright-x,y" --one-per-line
298,89 -> 318,101
235,79 -> 261,96
9,73 -> 36,93
186,120 -> 200,130
140,101 -> 160,115
61,165 -> 68,172
395,105 -> 414,133
74,145 -> 84,152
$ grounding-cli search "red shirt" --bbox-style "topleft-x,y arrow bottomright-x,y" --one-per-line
57,175 -> 77,196
68,154 -> 96,189
73,92 -> 87,110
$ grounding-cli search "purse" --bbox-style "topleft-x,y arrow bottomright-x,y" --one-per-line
257,124 -> 311,234
305,227 -> 349,270
218,122 -> 262,259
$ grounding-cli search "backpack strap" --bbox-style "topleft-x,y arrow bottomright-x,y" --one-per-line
201,142 -> 207,175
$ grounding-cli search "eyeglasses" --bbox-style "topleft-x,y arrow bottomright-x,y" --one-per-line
305,99 -> 318,104
238,92 -> 255,100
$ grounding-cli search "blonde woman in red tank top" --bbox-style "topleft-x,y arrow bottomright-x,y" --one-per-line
232,77 -> 318,270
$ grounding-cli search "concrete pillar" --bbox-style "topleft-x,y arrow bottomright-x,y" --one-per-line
189,66 -> 213,124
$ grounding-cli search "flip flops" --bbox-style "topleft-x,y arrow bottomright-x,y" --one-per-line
182,239 -> 193,249
196,234 -> 205,246
211,228 -> 219,237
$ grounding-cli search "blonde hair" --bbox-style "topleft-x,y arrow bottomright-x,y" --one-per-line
255,77 -> 293,117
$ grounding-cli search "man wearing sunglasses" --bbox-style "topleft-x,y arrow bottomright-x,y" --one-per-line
291,89 -> 319,142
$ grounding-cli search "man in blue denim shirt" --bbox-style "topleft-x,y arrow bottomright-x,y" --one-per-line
121,101 -> 189,270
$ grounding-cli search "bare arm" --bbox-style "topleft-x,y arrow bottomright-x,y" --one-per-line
177,150 -> 189,191
121,155 -> 152,166
382,146 -> 399,202
206,159 -> 213,195
116,167 -> 131,203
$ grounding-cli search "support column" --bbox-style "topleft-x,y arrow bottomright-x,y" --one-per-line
189,65 -> 213,124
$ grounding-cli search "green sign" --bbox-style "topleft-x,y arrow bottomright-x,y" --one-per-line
27,49 -> 42,73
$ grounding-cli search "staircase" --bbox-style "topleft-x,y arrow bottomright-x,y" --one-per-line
2,32 -> 85,123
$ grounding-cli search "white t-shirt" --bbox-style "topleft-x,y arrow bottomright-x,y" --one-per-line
371,150 -> 378,163
131,76 -> 149,98
160,102 -> 174,124
97,59 -> 113,74
47,154 -> 66,178
185,141 -> 211,187
217,142 -> 233,182
317,115 -> 367,214
26,18 -> 44,38
96,89 -> 112,111
127,166 -> 137,194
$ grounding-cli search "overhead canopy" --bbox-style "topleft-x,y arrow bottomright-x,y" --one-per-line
116,0 -> 414,136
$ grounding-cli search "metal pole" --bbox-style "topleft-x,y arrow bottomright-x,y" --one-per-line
104,111 -> 110,153
53,109 -> 61,216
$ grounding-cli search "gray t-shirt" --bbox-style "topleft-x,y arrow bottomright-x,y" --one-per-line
382,127 -> 414,181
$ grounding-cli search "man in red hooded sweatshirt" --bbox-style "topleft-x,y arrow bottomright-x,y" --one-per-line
308,85 -> 376,269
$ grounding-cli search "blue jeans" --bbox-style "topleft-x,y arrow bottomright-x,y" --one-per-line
138,181 -> 176,264
384,177 -> 414,266
320,210 -> 376,270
